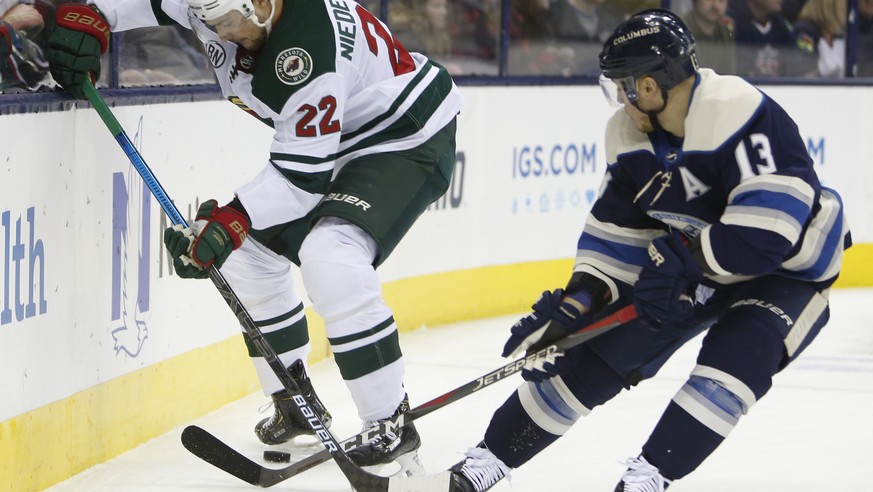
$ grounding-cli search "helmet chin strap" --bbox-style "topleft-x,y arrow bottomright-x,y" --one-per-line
251,0 -> 275,35
634,87 -> 669,133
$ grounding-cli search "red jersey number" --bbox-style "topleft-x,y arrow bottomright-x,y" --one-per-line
356,5 -> 414,76
296,95 -> 341,137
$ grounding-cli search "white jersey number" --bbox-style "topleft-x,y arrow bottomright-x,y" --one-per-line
735,133 -> 777,181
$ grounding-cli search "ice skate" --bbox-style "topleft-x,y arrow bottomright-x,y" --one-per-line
254,360 -> 332,446
447,443 -> 511,492
614,455 -> 671,492
346,395 -> 424,477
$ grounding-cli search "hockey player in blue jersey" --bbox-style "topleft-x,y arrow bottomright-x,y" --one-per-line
445,9 -> 851,492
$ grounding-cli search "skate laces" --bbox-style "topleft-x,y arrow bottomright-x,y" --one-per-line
618,456 -> 671,492
459,447 -> 511,491
258,400 -> 275,415
257,400 -> 282,426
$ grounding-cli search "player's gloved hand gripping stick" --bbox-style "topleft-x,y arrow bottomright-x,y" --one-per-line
180,301 -> 638,488
502,288 -> 598,381
81,79 -> 406,492
81,80 -> 639,489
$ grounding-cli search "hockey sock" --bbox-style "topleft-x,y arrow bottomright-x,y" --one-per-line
483,391 -> 561,468
641,381 -> 742,481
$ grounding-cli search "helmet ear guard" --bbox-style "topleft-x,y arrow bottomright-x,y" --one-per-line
599,9 -> 698,99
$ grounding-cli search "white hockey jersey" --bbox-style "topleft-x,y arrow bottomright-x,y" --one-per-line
94,0 -> 464,229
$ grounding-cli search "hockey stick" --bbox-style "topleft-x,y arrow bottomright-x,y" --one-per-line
82,80 -> 394,492
181,303 -> 639,487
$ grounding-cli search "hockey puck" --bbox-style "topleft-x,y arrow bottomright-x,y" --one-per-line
263,450 -> 292,463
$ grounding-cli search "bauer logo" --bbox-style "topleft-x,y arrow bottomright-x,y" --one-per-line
109,118 -> 152,358
0,207 -> 48,326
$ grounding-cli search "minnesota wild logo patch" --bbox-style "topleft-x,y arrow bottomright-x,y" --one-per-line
276,48 -> 313,85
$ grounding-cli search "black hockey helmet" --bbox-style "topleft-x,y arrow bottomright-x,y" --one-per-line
599,9 -> 698,105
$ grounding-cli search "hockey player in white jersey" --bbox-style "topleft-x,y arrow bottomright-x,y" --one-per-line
444,9 -> 850,492
45,0 -> 463,474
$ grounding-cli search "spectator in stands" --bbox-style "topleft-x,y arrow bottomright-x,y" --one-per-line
506,0 -> 575,76
857,0 -> 873,76
448,0 -> 500,61
671,0 -> 695,15
391,0 -> 451,56
511,0 -> 553,39
390,0 -> 465,74
613,0 -> 662,13
683,0 -> 737,74
728,0 -> 813,76
547,0 -> 624,76
0,0 -> 52,92
794,0 -> 847,78
781,0 -> 807,21
444,0 -> 567,75
118,25 -> 215,87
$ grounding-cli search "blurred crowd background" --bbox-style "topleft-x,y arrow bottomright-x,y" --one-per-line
2,0 -> 872,93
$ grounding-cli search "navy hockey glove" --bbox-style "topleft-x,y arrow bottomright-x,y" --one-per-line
503,289 -> 594,381
633,232 -> 702,326
45,3 -> 109,99
163,200 -> 250,279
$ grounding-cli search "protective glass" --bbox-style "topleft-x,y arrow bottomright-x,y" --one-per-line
598,74 -> 638,108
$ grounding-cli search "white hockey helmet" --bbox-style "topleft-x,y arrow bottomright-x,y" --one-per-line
187,0 -> 274,31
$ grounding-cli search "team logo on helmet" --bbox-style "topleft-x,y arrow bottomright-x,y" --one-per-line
612,26 -> 660,46
276,48 -> 313,85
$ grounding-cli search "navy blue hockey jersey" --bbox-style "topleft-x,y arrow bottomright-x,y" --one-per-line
576,69 -> 849,301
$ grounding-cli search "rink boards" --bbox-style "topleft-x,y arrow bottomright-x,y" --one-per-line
1,84 -> 871,491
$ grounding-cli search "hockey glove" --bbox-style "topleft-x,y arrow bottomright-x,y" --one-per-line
503,288 -> 594,381
45,3 -> 109,99
633,232 -> 702,327
162,199 -> 250,279
0,21 -> 49,90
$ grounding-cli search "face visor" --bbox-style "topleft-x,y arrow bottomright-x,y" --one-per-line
599,74 -> 639,108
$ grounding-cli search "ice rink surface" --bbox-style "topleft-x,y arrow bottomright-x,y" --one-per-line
47,289 -> 873,491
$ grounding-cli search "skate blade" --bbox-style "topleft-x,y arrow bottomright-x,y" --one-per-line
263,433 -> 323,462
386,471 -> 451,492
286,433 -> 324,448
360,451 -> 425,478
395,451 -> 425,477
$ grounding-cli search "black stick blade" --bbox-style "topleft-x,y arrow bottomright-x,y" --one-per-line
181,425 -> 264,486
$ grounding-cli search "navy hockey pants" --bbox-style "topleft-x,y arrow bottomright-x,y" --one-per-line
483,275 -> 830,475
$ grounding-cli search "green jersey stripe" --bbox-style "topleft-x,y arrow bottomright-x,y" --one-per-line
328,316 -> 395,346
